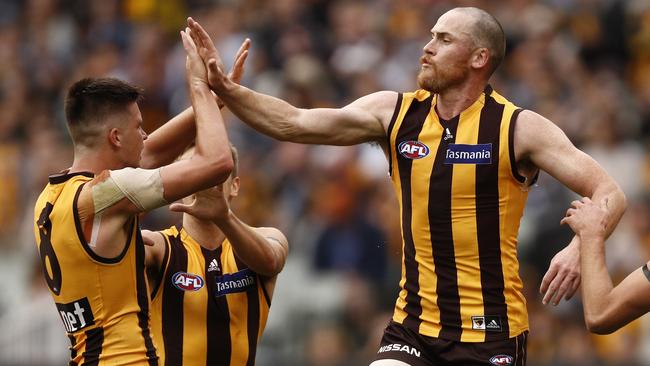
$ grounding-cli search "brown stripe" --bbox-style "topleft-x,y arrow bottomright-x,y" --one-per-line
48,171 -> 94,184
246,276 -> 261,366
429,115 -> 462,340
508,109 -> 525,183
476,95 -> 508,341
68,335 -> 78,366
73,183 -> 131,264
81,327 -> 103,366
206,246 -> 231,365
134,225 -> 159,365
395,95 -> 432,331
386,92 -> 403,176
162,233 -> 187,366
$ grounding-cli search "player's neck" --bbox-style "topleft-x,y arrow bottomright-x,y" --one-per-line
435,80 -> 487,120
70,147 -> 123,175
182,215 -> 225,251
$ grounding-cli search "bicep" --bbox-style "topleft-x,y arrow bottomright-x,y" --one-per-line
517,111 -> 611,197
291,91 -> 398,145
142,230 -> 166,270
256,227 -> 288,260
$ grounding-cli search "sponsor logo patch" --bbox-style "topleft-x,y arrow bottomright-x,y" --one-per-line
398,140 -> 430,159
55,297 -> 95,333
490,354 -> 514,365
172,272 -> 204,291
444,143 -> 492,164
215,268 -> 256,297
472,315 -> 502,332
377,343 -> 421,357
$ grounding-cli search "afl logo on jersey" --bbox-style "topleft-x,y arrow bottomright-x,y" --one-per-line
172,272 -> 204,291
489,355 -> 513,366
398,141 -> 430,159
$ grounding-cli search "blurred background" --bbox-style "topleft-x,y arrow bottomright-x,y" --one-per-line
0,0 -> 649,365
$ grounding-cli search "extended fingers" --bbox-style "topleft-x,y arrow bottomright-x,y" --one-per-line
234,38 -> 251,61
539,264 -> 557,296
188,17 -> 216,52
180,28 -> 198,54
229,50 -> 249,83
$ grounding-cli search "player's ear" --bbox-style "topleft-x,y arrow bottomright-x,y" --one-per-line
230,176 -> 240,198
108,127 -> 121,148
471,47 -> 489,70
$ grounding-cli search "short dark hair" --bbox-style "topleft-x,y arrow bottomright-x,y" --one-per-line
456,7 -> 506,75
64,77 -> 143,148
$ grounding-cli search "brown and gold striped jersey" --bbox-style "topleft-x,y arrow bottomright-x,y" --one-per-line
387,86 -> 530,342
150,226 -> 270,366
33,171 -> 158,365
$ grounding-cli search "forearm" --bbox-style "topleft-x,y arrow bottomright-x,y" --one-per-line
580,235 -> 616,332
218,83 -> 303,142
590,182 -> 626,238
192,84 -> 233,180
215,211 -> 283,277
141,107 -> 195,168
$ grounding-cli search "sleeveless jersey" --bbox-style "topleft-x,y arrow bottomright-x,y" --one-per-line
387,86 -> 530,342
150,227 -> 271,366
33,171 -> 158,365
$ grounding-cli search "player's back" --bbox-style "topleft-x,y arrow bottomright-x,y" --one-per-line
33,171 -> 157,365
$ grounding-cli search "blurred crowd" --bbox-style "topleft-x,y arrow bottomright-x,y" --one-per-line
0,0 -> 649,365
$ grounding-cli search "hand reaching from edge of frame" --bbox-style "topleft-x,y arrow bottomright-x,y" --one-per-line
561,197 -> 609,240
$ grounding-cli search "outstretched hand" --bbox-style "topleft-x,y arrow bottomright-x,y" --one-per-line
180,27 -> 209,87
169,186 -> 231,223
539,198 -> 609,306
187,17 -> 250,93
539,237 -> 581,306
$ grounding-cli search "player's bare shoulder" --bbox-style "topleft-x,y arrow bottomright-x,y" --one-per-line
512,109 -> 567,161
346,91 -> 401,133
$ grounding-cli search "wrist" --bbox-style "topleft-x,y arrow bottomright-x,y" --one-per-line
213,209 -> 234,226
578,230 -> 605,243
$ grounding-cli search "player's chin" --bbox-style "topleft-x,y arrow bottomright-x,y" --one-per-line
417,73 -> 436,92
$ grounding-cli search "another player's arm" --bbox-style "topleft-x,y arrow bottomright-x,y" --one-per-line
561,198 -> 650,334
215,86 -> 394,146
142,230 -> 167,290
218,219 -> 288,278
186,17 -> 395,146
514,110 -> 627,304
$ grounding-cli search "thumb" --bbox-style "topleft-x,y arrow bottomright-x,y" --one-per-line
169,202 -> 194,214
208,59 -> 222,74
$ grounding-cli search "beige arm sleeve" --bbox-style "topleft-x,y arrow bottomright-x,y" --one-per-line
91,167 -> 167,214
